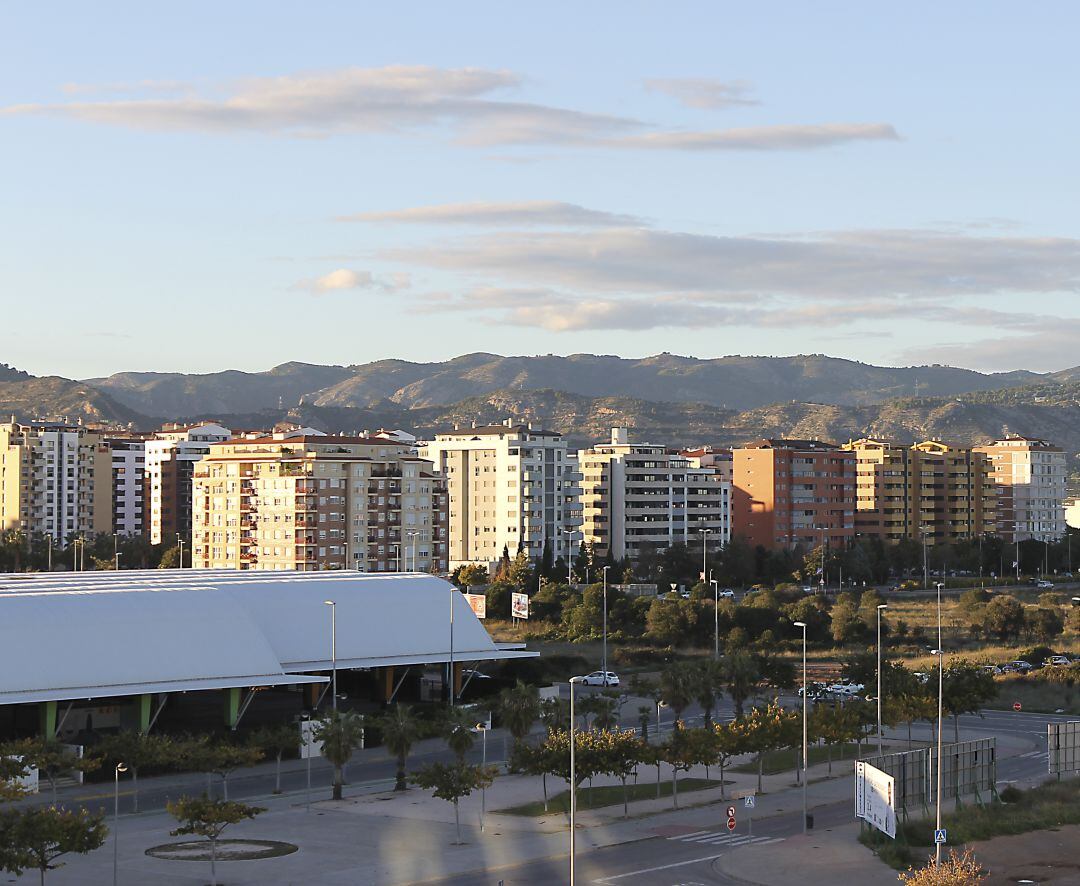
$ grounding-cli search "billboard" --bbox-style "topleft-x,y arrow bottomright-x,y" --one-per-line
464,593 -> 486,619
511,592 -> 529,619
860,737 -> 996,813
855,761 -> 896,838
1049,721 -> 1080,775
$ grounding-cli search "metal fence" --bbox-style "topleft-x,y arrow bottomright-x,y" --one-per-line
1049,721 -> 1080,775
860,737 -> 996,815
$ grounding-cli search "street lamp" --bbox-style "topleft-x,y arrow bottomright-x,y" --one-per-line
920,526 -> 930,590
700,528 -> 712,586
475,719 -> 489,831
561,528 -> 575,586
601,565 -> 610,679
176,533 -> 184,569
877,604 -> 888,755
113,762 -> 128,886
569,675 -> 585,886
324,601 -> 337,711
932,575 -> 945,867
793,621 -> 808,833
406,529 -> 420,572
709,578 -> 720,660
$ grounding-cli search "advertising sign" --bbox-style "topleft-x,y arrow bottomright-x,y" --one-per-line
464,593 -> 487,619
511,592 -> 529,620
1048,721 -> 1080,775
855,761 -> 896,839
300,720 -> 324,760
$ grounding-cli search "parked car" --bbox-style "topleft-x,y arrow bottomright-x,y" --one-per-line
718,588 -> 736,599
828,681 -> 865,697
1036,579 -> 1055,589
1047,655 -> 1072,667
462,668 -> 491,680
913,672 -> 930,684
802,586 -> 815,594
1004,660 -> 1034,673
981,664 -> 1002,675
575,671 -> 620,687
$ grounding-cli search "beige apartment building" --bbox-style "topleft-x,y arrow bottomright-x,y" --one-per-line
0,421 -> 113,542
191,436 -> 448,572
974,436 -> 1067,542
842,439 -> 997,544
419,421 -> 581,569
579,428 -> 730,561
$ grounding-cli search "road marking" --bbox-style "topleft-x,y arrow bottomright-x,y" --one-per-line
593,855 -> 724,882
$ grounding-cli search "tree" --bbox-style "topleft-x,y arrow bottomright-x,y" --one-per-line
311,710 -> 365,800
455,564 -> 488,587
0,756 -> 29,804
0,806 -> 107,885
942,661 -> 997,743
92,731 -> 177,813
247,724 -> 299,795
899,848 -> 986,885
411,762 -> 496,845
378,704 -> 422,792
711,721 -> 741,797
182,739 -> 263,801
981,595 -> 1025,641
442,707 -> 478,761
830,594 -> 867,645
693,661 -> 725,726
730,701 -> 797,794
497,680 -> 541,755
720,650 -> 760,718
1025,606 -> 1064,643
157,544 -> 182,569
659,662 -> 699,724
168,795 -> 264,886
1,739 -> 99,804
592,729 -> 644,818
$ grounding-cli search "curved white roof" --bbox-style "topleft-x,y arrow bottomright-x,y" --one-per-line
0,571 -> 534,705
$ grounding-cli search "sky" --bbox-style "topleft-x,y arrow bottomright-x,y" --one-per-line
2,2 -> 1079,379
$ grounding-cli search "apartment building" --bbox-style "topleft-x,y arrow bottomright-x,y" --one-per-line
578,428 -> 729,561
0,421 -> 113,542
731,439 -> 855,550
104,436 -> 146,536
191,436 -> 448,572
419,421 -> 581,569
144,422 -> 232,545
842,439 -> 997,544
974,436 -> 1066,542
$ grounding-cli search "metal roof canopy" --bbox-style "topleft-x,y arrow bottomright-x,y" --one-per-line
0,571 -> 535,705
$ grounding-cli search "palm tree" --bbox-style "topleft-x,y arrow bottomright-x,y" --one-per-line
659,663 -> 697,725
693,661 -> 725,725
312,710 -> 365,800
590,695 -> 620,732
379,704 -> 421,792
497,681 -> 540,752
720,650 -> 760,718
442,707 -> 477,762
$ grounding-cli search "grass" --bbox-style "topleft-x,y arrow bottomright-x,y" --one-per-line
992,676 -> 1080,715
731,742 -> 864,775
860,776 -> 1080,870
498,777 -> 723,816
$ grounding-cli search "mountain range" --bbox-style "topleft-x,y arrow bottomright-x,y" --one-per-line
1,354 -> 1077,486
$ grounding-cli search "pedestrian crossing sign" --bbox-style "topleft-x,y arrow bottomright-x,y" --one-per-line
744,795 -> 755,809
934,828 -> 947,844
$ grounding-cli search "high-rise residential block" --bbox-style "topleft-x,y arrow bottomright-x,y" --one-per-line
191,435 -> 448,572
842,439 -> 997,545
578,428 -> 730,561
0,421 -> 113,542
731,439 -> 855,549
144,422 -> 232,546
974,436 -> 1066,542
105,436 -> 146,536
419,421 -> 580,569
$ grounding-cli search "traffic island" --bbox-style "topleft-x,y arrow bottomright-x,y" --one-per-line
146,838 -> 299,861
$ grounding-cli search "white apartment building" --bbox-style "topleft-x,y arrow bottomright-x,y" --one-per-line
144,422 -> 232,545
579,428 -> 730,561
0,422 -> 113,542
419,421 -> 581,569
974,436 -> 1067,542
106,437 -> 145,536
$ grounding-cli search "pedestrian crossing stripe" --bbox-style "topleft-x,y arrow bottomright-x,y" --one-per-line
666,833 -> 783,847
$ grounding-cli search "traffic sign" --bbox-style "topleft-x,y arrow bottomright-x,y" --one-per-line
726,806 -> 736,818
727,816 -> 737,831
1013,701 -> 1022,712
744,795 -> 756,809
934,828 -> 947,844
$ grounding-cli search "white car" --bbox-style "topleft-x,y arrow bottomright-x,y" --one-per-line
1036,580 -> 1054,589
1047,655 -> 1072,667
576,671 -> 620,687
718,588 -> 736,599
828,682 -> 865,697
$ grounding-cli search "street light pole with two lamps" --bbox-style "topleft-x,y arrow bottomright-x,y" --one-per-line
792,620 -> 808,833
569,675 -> 585,885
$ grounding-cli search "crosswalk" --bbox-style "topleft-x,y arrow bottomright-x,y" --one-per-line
665,830 -> 785,848
1018,750 -> 1045,759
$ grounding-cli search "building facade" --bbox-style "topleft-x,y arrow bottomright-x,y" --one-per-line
105,437 -> 146,536
842,439 -> 997,545
974,437 -> 1067,542
578,428 -> 730,561
144,423 -> 232,545
419,421 -> 581,569
0,422 -> 113,542
191,436 -> 448,573
731,439 -> 855,550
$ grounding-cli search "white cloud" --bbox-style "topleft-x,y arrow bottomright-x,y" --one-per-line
613,123 -> 900,151
294,268 -> 410,294
337,200 -> 644,227
645,78 -> 759,109
4,65 -> 899,152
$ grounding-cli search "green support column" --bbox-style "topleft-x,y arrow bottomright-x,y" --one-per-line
39,700 -> 57,737
224,688 -> 241,729
138,694 -> 152,733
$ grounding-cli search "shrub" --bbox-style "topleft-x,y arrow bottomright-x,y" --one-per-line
999,784 -> 1022,803
899,849 -> 985,885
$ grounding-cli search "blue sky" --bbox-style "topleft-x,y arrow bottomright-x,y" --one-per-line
2,2 -> 1078,378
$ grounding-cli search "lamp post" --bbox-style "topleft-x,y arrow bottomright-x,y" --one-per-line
700,528 -> 712,586
877,604 -> 888,755
561,528 -> 574,586
569,675 -> 585,886
601,565 -> 610,678
113,762 -> 127,886
115,551 -> 122,572
475,720 -> 489,832
793,621 -> 808,833
47,534 -> 52,571
932,579 -> 945,867
176,533 -> 184,569
921,527 -> 930,590
709,578 -> 720,660
407,529 -> 420,572
324,601 -> 337,711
